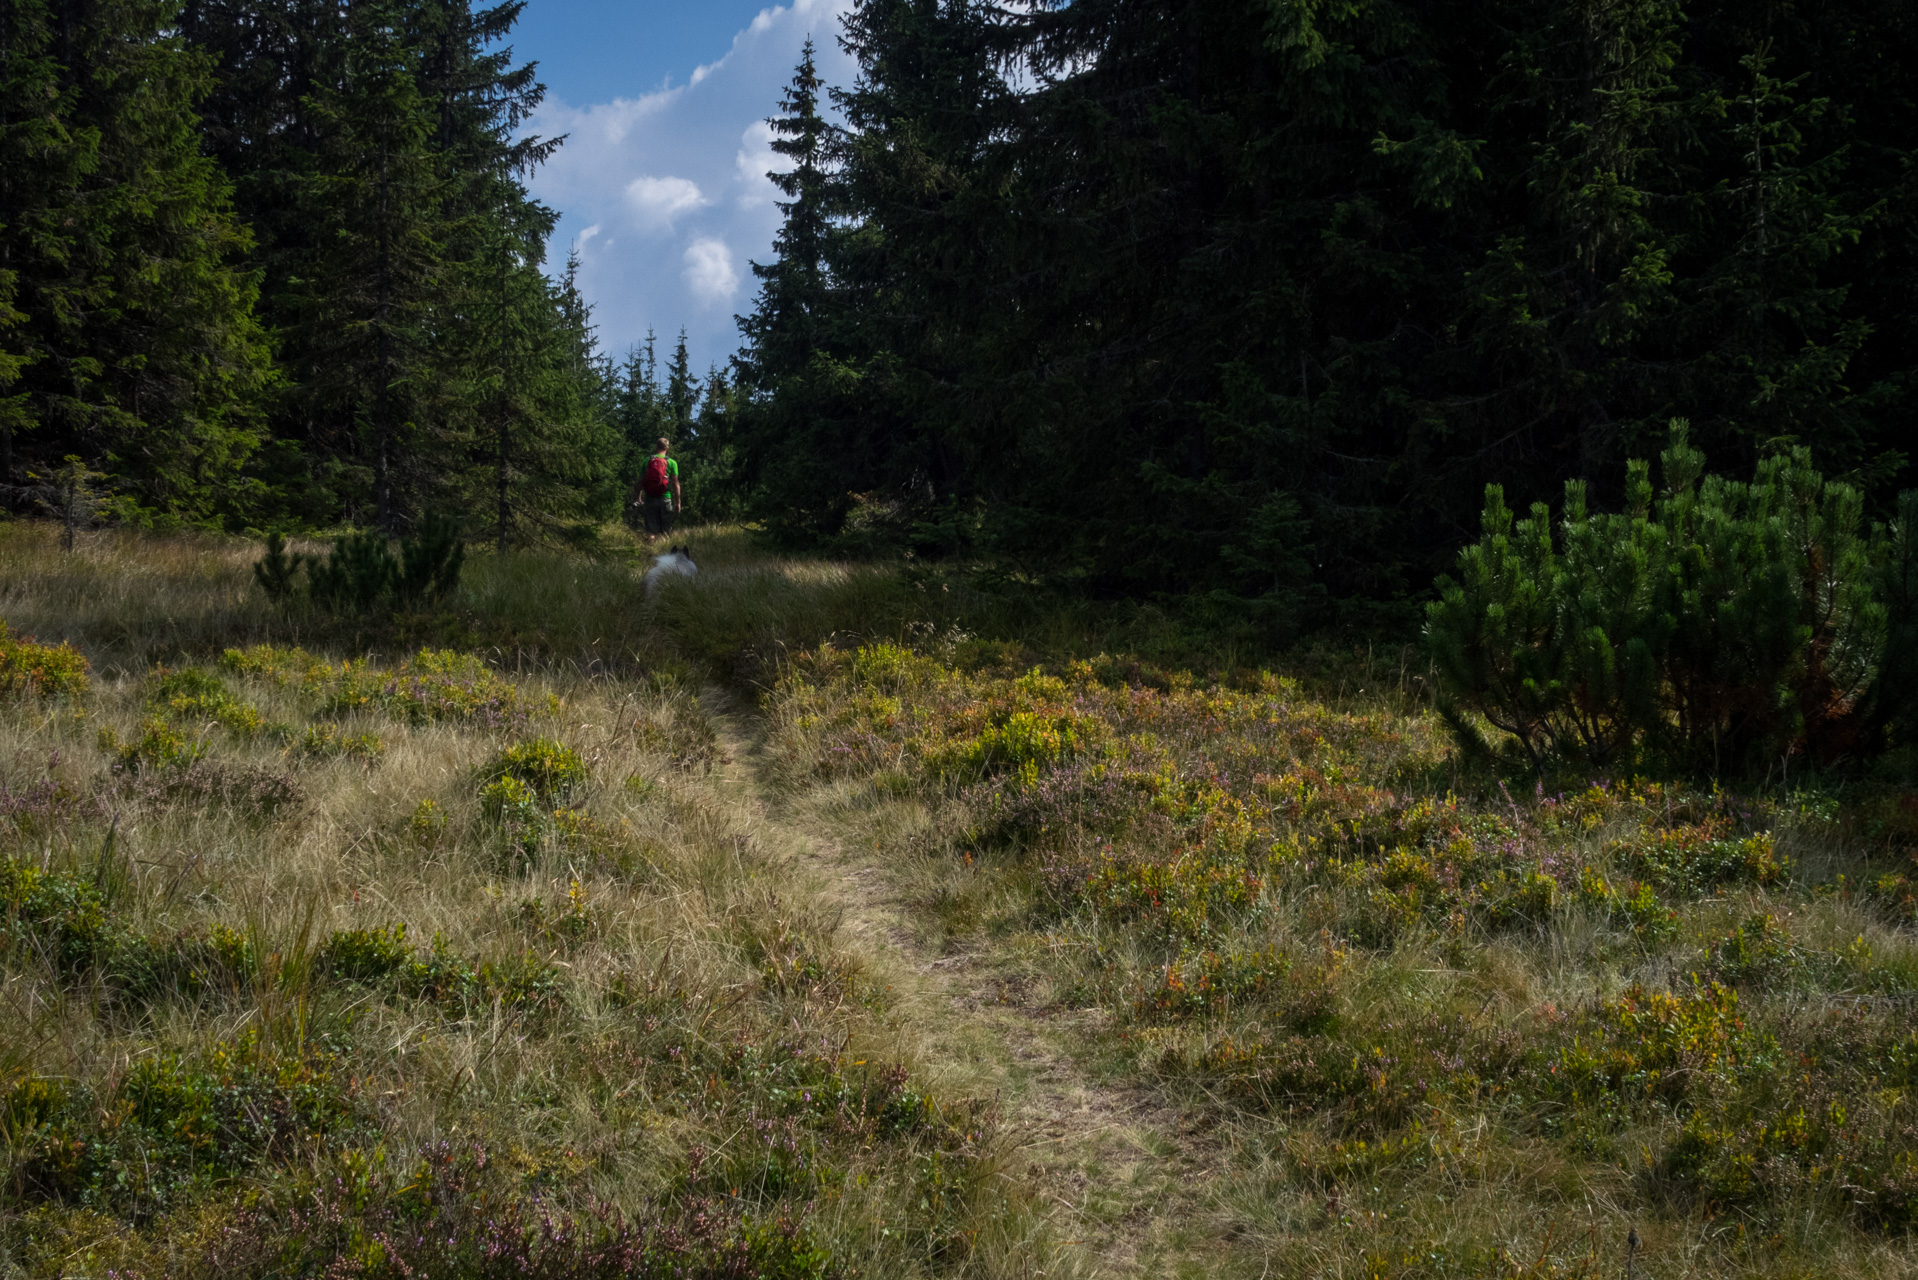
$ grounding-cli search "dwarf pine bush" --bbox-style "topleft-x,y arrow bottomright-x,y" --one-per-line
1427,424 -> 1916,774
257,514 -> 465,613
303,529 -> 398,611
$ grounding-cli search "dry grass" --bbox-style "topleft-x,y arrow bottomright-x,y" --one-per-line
10,521 -> 1918,1280
0,523 -> 1060,1279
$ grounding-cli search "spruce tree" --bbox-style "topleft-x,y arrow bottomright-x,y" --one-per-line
180,0 -> 595,534
666,329 -> 694,438
752,0 -> 1918,625
682,364 -> 747,520
0,264 -> 21,483
0,0 -> 60,486
464,241 -> 616,546
0,0 -> 270,521
738,40 -> 830,388
734,41 -> 847,531
288,2 -> 449,530
738,2 -> 1015,544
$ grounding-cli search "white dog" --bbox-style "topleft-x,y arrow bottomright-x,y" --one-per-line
643,544 -> 698,595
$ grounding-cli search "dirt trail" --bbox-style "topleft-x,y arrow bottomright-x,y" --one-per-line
700,688 -> 1228,1278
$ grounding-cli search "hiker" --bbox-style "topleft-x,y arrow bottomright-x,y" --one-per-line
632,437 -> 682,541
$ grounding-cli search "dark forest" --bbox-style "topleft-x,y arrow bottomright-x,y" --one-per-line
5,0 -> 1917,640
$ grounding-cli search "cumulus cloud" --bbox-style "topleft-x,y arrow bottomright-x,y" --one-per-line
523,0 -> 857,370
682,238 -> 741,304
625,175 -> 707,227
735,120 -> 786,208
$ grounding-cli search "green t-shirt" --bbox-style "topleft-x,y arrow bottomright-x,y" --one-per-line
647,455 -> 679,509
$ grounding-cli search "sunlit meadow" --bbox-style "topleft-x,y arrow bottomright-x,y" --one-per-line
4,520 -> 1917,1279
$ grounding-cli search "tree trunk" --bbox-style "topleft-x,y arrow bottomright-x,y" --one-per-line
375,148 -> 394,532
496,205 -> 511,551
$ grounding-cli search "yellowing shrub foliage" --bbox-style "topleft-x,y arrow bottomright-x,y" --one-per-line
0,620 -> 88,700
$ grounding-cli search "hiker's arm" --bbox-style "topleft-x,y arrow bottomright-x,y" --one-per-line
672,474 -> 683,507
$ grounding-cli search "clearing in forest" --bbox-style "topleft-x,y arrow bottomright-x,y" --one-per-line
2,524 -> 1916,1280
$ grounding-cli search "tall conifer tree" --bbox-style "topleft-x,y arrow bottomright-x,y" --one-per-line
180,0 -> 596,534
612,330 -> 668,492
751,0 -> 1918,626
0,0 -> 270,521
739,40 -> 830,387
666,329 -> 694,437
290,3 -> 448,530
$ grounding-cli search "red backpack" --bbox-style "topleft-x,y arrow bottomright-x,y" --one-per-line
642,455 -> 671,496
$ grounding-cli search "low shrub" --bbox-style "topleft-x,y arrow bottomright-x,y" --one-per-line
0,619 -> 89,700
222,645 -> 547,729
517,878 -> 598,949
251,531 -> 302,602
1130,946 -> 1295,1020
198,1141 -> 832,1280
480,774 -> 543,861
117,759 -> 304,817
406,797 -> 449,847
93,720 -> 303,816
313,922 -> 414,983
1427,425 -> 1918,774
219,644 -> 336,689
99,717 -> 203,773
147,667 -> 263,735
257,514 -> 466,613
480,774 -> 539,825
297,722 -> 384,760
490,737 -> 588,802
304,529 -> 398,611
9,1033 -> 363,1220
1606,822 -> 1785,893
1,854 -> 117,973
0,777 -> 103,836
326,649 -> 547,729
1,856 -> 260,999
316,922 -> 565,1012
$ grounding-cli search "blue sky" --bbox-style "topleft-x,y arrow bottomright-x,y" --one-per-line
511,0 -> 857,376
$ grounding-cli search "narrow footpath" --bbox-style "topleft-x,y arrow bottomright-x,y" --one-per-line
699,688 -> 1235,1278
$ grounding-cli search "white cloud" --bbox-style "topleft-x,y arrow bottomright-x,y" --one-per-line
735,120 -> 786,207
682,238 -> 741,305
625,175 -> 707,227
523,0 -> 859,368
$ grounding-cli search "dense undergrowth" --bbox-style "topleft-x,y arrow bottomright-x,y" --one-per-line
768,639 -> 1918,1275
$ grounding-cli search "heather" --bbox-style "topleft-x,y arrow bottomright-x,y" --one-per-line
765,638 -> 1918,1275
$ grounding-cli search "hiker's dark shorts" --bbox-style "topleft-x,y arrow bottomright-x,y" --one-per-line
642,501 -> 675,536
